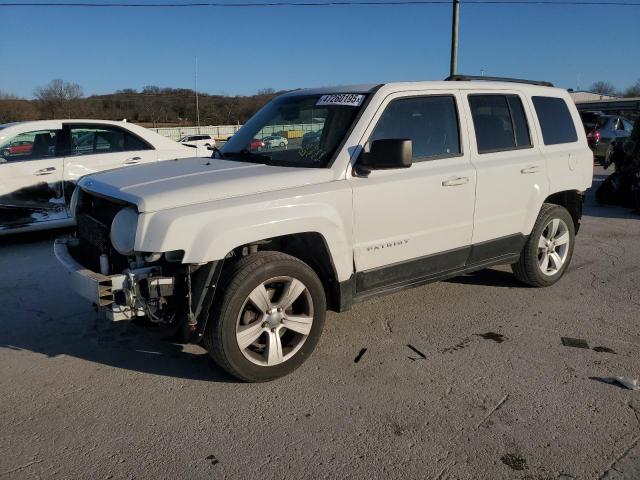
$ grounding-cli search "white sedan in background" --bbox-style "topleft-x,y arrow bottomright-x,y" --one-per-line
177,134 -> 216,157
0,120 -> 195,234
262,135 -> 288,149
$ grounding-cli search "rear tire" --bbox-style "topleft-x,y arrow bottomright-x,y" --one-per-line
203,251 -> 326,382
512,204 -> 575,287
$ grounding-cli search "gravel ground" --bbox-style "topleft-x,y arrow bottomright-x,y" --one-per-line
1,166 -> 640,480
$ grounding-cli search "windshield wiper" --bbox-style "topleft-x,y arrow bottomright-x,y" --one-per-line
223,149 -> 273,165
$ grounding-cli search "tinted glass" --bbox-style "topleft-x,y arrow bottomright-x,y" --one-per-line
507,95 -> 531,147
0,129 -> 60,163
596,116 -> 610,129
70,127 -> 150,155
469,95 -> 517,153
371,96 -> 461,161
127,133 -> 150,150
580,112 -> 600,132
222,93 -> 366,168
532,96 -> 578,145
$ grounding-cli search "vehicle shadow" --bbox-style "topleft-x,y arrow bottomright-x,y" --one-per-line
0,303 -> 241,383
0,226 -> 74,246
445,267 -> 522,288
0,310 -> 241,383
0,229 -> 240,384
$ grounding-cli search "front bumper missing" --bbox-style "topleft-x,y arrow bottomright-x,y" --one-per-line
53,237 -> 128,319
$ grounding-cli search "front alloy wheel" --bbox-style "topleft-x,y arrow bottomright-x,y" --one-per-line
204,251 -> 326,382
236,276 -> 314,366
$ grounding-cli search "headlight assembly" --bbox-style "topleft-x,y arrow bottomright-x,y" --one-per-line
110,207 -> 138,256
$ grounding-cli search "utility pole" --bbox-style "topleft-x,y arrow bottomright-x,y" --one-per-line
195,56 -> 201,134
449,0 -> 460,77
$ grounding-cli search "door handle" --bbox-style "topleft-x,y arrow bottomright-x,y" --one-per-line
34,167 -> 56,176
123,156 -> 142,165
442,176 -> 469,187
521,165 -> 541,174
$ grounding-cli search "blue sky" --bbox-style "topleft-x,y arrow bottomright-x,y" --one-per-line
1,1 -> 639,98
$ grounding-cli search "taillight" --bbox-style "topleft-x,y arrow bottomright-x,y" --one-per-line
587,130 -> 601,142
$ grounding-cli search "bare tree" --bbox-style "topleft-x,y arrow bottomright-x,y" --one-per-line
0,91 -> 38,123
0,90 -> 19,100
589,81 -> 617,96
33,79 -> 84,118
257,88 -> 276,95
624,79 -> 640,98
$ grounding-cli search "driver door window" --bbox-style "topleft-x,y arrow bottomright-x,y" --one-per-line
370,96 -> 462,161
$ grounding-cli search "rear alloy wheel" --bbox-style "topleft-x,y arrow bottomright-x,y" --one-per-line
512,203 -> 575,287
537,218 -> 570,276
204,252 -> 326,382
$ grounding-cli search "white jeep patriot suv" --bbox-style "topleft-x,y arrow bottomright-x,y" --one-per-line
55,76 -> 593,382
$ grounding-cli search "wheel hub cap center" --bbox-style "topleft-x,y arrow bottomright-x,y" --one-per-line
265,309 -> 284,328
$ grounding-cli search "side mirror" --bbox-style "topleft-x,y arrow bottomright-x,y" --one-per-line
356,139 -> 412,175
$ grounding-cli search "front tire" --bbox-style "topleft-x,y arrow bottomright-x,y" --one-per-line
204,252 -> 326,382
512,204 -> 575,287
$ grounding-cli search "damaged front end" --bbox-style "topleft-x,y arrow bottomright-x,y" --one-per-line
54,189 -> 222,342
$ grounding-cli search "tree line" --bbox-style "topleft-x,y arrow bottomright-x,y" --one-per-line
0,79 -> 280,126
587,80 -> 640,98
1,78 -> 639,127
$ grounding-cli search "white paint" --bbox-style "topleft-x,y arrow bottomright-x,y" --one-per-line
63,81 -> 592,284
0,119 -> 196,233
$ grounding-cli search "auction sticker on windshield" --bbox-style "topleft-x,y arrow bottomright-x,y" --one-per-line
316,94 -> 365,107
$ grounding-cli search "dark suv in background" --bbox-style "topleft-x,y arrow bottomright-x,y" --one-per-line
580,111 -> 634,161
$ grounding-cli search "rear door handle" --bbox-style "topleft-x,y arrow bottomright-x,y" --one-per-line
521,165 -> 541,174
123,156 -> 142,165
442,176 -> 469,187
34,167 -> 56,176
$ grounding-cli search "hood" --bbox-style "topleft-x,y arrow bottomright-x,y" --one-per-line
78,157 -> 335,213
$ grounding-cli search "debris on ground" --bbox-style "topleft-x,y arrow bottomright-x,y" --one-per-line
476,332 -> 506,343
591,377 -> 640,391
406,344 -> 427,360
354,348 -> 367,363
593,346 -> 617,354
561,337 -> 590,349
500,453 -> 528,471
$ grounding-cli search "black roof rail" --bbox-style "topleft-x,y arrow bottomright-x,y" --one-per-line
445,75 -> 554,88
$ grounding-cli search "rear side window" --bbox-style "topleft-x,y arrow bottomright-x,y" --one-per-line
468,94 -> 532,153
70,126 -> 152,155
532,96 -> 578,145
370,95 -> 461,161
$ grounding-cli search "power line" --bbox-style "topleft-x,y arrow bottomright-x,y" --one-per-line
0,0 -> 639,7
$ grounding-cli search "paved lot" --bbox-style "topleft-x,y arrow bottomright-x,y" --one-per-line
1,166 -> 640,479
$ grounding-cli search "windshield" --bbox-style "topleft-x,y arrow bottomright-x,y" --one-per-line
220,93 -> 367,168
